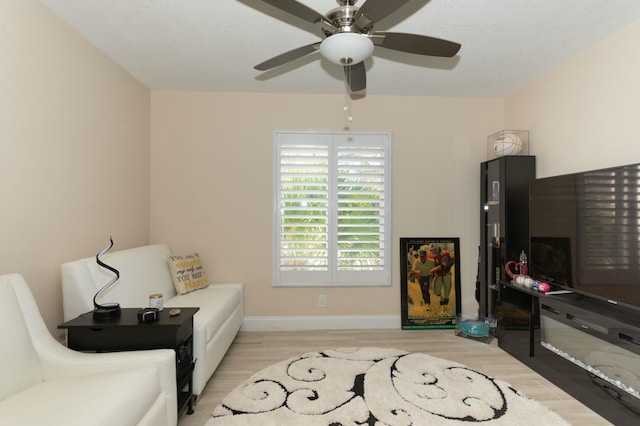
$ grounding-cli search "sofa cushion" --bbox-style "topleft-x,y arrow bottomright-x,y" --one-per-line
0,365 -> 160,426
165,285 -> 242,342
167,253 -> 209,294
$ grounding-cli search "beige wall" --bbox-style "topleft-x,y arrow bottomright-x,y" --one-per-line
0,0 -> 151,334
150,19 -> 640,323
6,0 -> 638,332
505,20 -> 640,177
150,92 -> 504,319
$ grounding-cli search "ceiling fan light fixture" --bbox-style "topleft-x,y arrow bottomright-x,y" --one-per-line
319,32 -> 374,65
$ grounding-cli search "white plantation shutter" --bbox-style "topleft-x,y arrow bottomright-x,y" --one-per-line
274,131 -> 391,287
278,138 -> 330,278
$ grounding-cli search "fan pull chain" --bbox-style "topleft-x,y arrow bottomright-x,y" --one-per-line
344,92 -> 353,123
344,67 -> 353,123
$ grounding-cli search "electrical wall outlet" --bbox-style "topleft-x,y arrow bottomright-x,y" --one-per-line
318,294 -> 327,308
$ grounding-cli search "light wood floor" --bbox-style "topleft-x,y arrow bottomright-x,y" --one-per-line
178,329 -> 613,426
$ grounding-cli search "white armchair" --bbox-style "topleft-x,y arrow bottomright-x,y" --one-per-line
0,273 -> 177,426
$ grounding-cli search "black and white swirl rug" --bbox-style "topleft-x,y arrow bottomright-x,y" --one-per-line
207,347 -> 569,425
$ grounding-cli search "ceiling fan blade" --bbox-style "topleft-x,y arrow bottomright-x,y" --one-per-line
354,0 -> 411,27
254,42 -> 321,71
344,62 -> 366,92
374,32 -> 461,57
259,0 -> 325,24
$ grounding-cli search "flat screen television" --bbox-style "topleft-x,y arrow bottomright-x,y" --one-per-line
529,163 -> 640,310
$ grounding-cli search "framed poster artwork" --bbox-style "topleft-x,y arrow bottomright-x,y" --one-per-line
400,237 -> 461,329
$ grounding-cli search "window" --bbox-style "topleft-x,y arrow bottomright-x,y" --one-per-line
274,131 -> 391,287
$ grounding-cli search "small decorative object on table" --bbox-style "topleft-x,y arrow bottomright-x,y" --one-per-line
137,307 -> 160,323
487,130 -> 529,159
505,250 -> 528,279
149,293 -> 164,311
505,251 -> 551,293
92,236 -> 122,320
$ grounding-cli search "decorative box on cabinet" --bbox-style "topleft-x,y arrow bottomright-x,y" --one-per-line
478,156 -> 535,321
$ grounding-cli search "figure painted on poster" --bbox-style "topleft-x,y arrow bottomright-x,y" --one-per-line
410,250 -> 432,305
428,243 -> 455,305
406,247 -> 419,272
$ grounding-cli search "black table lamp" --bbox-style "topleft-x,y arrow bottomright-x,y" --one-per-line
93,236 -> 122,320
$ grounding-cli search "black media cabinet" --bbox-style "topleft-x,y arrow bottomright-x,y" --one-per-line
497,281 -> 640,424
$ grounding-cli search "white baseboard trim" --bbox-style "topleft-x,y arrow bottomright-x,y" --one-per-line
241,315 -> 401,331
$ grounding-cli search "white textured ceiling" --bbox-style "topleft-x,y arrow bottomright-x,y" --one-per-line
38,0 -> 640,97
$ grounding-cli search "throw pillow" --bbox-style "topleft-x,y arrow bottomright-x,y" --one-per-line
167,253 -> 209,295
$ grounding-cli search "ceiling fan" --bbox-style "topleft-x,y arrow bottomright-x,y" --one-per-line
253,0 -> 461,92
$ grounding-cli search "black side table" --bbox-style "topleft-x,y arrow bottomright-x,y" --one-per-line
58,307 -> 199,416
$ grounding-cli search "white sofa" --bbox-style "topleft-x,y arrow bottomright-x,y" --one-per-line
0,273 -> 178,426
61,243 -> 243,397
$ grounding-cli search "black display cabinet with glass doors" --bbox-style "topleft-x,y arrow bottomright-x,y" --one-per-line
478,156 -> 535,320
